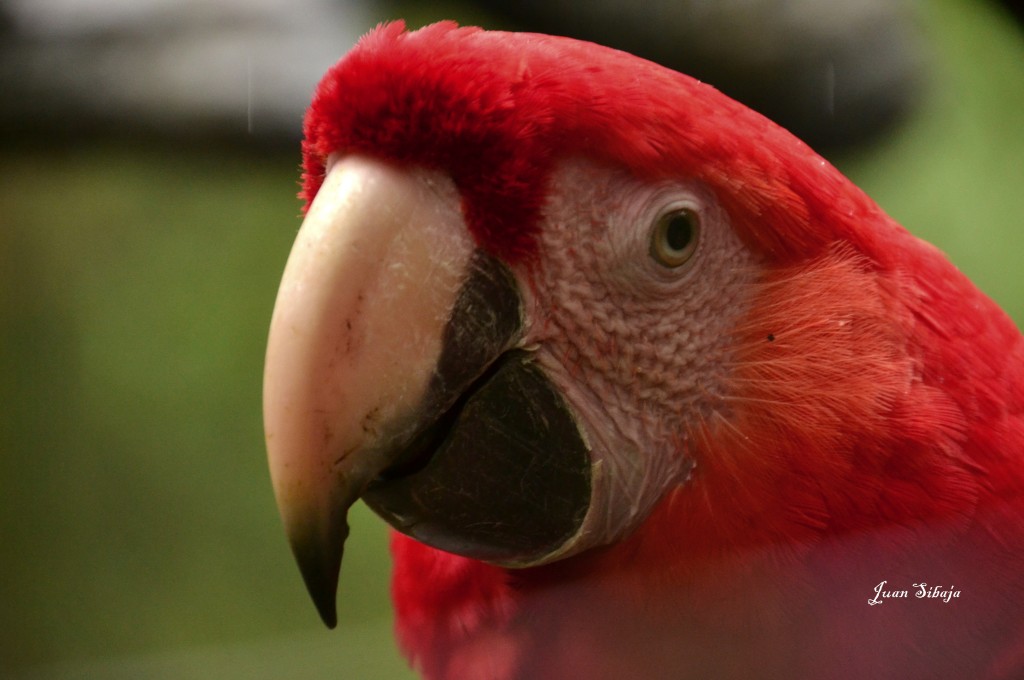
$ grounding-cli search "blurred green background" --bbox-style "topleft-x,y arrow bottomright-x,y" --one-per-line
1,1 -> 1021,679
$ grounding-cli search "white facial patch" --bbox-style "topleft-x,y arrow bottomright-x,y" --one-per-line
514,157 -> 761,551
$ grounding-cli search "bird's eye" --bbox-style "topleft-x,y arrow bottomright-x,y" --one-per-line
650,208 -> 700,268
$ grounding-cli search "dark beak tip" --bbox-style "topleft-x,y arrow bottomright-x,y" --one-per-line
295,546 -> 341,629
288,514 -> 348,631
315,597 -> 339,630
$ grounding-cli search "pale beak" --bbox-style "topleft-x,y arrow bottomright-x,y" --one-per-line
264,155 -> 592,630
263,155 -> 479,626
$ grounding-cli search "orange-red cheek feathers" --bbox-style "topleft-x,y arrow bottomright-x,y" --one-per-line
684,246 -> 987,561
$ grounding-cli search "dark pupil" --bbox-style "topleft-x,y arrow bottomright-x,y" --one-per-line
666,213 -> 693,252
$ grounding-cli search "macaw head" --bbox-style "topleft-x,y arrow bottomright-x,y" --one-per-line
264,22 -> 985,631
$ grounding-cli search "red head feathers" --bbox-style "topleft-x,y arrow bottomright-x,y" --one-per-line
302,21 -> 892,265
